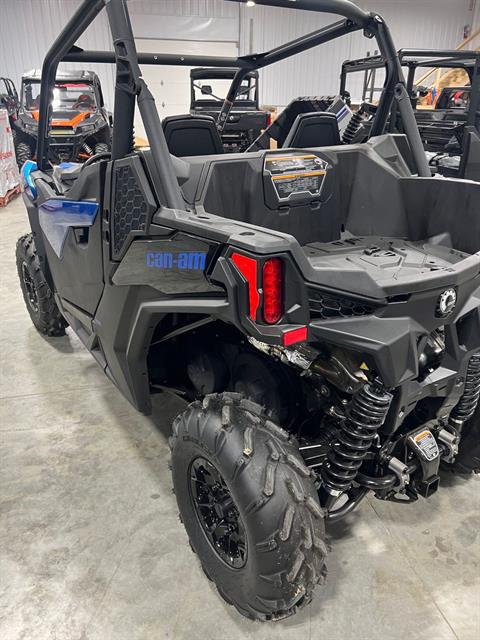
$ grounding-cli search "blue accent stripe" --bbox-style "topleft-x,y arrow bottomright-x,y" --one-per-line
39,199 -> 99,258
336,105 -> 350,122
22,160 -> 38,198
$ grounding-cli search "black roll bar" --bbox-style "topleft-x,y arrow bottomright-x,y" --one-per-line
216,19 -> 360,132
340,49 -> 479,93
37,0 -> 431,186
226,0 -> 371,26
36,0 -> 105,171
399,52 -> 480,127
65,50 -> 243,68
105,0 -> 185,210
341,48 -> 480,133
468,57 -> 480,129
399,49 -> 480,63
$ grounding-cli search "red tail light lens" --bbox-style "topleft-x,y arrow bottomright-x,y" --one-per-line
262,258 -> 283,324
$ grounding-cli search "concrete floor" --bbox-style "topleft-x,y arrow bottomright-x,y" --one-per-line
1,195 -> 479,640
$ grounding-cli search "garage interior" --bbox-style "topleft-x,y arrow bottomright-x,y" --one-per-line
1,1 -> 480,639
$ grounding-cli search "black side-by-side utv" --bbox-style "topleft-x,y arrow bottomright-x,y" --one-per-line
190,68 -> 270,152
0,77 -> 20,123
340,49 -> 480,181
16,0 -> 480,622
13,69 -> 111,167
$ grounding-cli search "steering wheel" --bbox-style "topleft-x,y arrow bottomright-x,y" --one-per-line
83,152 -> 111,167
73,94 -> 94,110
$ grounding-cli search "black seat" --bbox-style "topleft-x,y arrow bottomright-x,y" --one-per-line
283,112 -> 341,148
162,114 -> 224,157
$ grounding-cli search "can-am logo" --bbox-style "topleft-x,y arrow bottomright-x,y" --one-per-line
436,288 -> 457,317
146,251 -> 207,271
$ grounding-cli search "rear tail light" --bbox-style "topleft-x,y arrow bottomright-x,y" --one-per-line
231,252 -> 260,320
262,258 -> 283,324
266,113 -> 272,127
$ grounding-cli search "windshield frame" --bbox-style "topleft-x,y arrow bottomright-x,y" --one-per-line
21,78 -> 99,114
190,71 -> 259,109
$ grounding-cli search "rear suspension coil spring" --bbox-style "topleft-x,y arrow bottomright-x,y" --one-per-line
342,110 -> 364,145
321,382 -> 393,496
450,353 -> 480,427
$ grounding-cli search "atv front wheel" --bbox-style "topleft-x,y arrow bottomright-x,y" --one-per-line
170,392 -> 327,621
15,141 -> 33,169
16,234 -> 67,336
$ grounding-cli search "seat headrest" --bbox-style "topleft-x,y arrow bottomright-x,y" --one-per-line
162,114 -> 224,157
283,112 -> 341,149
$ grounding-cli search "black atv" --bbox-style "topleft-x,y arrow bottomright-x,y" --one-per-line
13,69 -> 111,168
340,49 -> 480,181
0,77 -> 20,123
190,68 -> 270,152
16,0 -> 480,623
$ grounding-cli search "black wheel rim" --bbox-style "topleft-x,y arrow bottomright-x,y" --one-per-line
22,262 -> 39,312
189,457 -> 247,569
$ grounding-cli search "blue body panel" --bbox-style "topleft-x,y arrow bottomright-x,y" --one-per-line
21,160 -> 38,198
39,199 -> 99,258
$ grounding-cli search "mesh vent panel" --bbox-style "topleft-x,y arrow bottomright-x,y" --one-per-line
112,165 -> 148,258
308,287 -> 377,320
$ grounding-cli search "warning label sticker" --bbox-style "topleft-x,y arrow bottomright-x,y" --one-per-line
412,430 -> 439,462
265,154 -> 329,201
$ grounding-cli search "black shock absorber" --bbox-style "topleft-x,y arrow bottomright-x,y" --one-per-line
320,381 -> 393,508
450,353 -> 480,431
342,109 -> 364,145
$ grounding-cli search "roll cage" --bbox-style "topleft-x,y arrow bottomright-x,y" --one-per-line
0,77 -> 18,102
35,0 -> 430,190
341,49 -> 480,129
190,68 -> 260,109
0,77 -> 19,117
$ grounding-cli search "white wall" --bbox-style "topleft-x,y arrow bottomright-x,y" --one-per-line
0,0 -> 476,112
0,0 -> 238,110
0,0 -> 115,107
239,0 -> 478,106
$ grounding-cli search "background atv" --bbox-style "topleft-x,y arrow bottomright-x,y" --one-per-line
190,68 -> 270,152
340,49 -> 480,181
13,69 -> 111,168
0,77 -> 20,149
16,0 -> 480,624
0,77 -> 20,123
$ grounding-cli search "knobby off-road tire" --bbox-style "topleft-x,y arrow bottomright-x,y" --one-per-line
94,142 -> 110,155
15,141 -> 33,169
16,234 -> 67,337
170,392 -> 327,621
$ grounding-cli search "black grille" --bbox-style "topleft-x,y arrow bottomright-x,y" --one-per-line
112,165 -> 149,258
308,287 -> 377,320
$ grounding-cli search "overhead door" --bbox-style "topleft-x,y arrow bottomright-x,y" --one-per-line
134,39 -> 238,139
